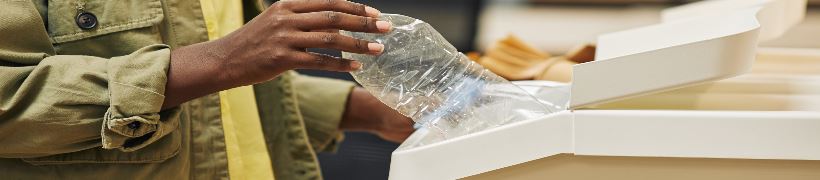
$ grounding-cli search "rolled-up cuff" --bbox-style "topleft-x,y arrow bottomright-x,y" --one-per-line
100,45 -> 180,151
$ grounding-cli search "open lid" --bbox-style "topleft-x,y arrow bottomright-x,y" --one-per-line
569,0 -> 807,109
662,0 -> 807,42
569,9 -> 762,109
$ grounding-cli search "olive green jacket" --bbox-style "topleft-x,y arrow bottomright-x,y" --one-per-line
0,0 -> 354,179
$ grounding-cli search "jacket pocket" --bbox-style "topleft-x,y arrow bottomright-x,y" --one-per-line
22,129 -> 182,165
46,0 -> 164,44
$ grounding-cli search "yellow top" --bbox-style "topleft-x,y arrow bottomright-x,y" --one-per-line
200,0 -> 276,179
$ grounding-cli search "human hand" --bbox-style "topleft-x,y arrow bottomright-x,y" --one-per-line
216,0 -> 391,86
164,0 -> 390,108
341,88 -> 415,143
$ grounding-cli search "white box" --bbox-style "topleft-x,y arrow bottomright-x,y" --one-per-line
388,1 -> 817,179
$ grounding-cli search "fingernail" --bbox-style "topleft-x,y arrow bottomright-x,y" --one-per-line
368,43 -> 384,54
351,61 -> 362,70
365,6 -> 381,17
376,21 -> 391,32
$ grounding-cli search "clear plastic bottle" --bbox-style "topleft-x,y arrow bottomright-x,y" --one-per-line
342,14 -> 562,144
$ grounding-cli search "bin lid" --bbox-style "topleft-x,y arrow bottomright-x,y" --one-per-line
569,0 -> 807,109
662,0 -> 806,42
569,9 -> 762,109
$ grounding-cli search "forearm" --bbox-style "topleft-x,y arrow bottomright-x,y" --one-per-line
164,0 -> 390,109
340,87 -> 414,143
340,88 -> 388,132
0,45 -> 179,156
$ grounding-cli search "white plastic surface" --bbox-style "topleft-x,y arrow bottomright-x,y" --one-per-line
590,75 -> 820,111
390,109 -> 820,180
390,111 -> 574,180
590,47 -> 820,111
390,48 -> 820,178
661,0 -> 806,42
389,2 -> 815,180
389,47 -> 820,179
573,110 -> 820,160
571,9 -> 760,108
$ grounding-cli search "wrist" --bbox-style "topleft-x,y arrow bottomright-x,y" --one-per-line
204,37 -> 243,89
162,40 -> 235,109
340,88 -> 389,132
341,87 -> 415,143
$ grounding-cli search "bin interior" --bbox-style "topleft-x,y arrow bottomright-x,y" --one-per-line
591,48 -> 820,111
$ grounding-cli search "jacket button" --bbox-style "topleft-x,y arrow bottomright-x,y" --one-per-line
127,122 -> 141,130
75,12 -> 98,30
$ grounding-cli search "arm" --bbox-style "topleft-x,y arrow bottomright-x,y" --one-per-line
1,44 -> 177,157
1,0 -> 389,157
0,1 -> 177,157
293,74 -> 413,152
341,88 -> 414,143
162,0 -> 390,109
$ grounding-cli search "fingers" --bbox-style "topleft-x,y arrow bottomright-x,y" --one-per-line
290,52 -> 362,72
290,32 -> 383,54
279,0 -> 380,18
311,29 -> 339,33
289,11 -> 390,33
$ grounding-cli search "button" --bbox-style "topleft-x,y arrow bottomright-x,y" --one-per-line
75,12 -> 98,30
127,122 -> 141,130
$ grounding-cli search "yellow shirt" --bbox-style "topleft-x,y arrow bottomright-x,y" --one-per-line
200,0 -> 276,179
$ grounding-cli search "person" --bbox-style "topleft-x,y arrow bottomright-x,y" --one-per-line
0,0 -> 414,179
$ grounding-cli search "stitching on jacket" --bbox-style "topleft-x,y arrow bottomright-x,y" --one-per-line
50,1 -> 163,42
50,0 -> 162,37
167,0 -> 181,47
50,16 -> 160,43
22,140 -> 180,164
110,81 -> 164,96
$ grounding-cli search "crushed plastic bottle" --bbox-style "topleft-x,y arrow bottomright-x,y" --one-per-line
342,14 -> 564,145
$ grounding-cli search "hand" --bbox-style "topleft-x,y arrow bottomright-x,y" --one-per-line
164,0 -> 390,109
216,0 -> 392,86
341,88 -> 415,143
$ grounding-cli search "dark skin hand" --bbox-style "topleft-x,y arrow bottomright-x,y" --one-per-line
342,88 -> 415,143
163,0 -> 414,142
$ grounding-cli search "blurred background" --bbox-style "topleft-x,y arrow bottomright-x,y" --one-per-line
293,0 -> 820,179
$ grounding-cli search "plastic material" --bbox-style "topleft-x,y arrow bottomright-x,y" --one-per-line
389,49 -> 820,180
571,8 -> 761,108
342,14 -> 563,146
387,3 -> 810,178
661,0 -> 807,42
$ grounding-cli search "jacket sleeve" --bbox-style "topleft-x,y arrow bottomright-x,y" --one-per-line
0,44 -> 180,158
0,4 -> 179,157
291,73 -> 355,152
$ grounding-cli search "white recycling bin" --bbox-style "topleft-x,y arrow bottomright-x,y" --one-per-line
388,0 -> 820,179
